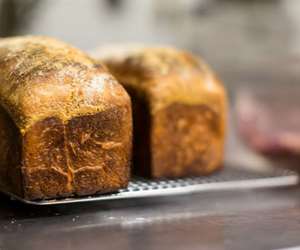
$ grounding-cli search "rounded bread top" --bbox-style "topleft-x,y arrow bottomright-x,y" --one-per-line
0,36 -> 130,132
96,46 -> 226,114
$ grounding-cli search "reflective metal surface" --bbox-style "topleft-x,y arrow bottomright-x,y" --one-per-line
2,182 -> 300,250
2,167 -> 298,206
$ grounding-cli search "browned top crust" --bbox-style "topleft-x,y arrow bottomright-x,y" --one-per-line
95,46 -> 200,80
0,36 -> 130,133
94,46 -> 226,122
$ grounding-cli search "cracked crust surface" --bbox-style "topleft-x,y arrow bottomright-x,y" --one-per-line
94,46 -> 226,178
0,36 -> 132,199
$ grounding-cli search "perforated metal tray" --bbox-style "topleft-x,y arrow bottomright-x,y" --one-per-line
3,167 -> 299,205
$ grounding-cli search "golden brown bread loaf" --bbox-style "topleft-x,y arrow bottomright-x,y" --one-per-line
0,36 -> 132,200
94,46 -> 227,178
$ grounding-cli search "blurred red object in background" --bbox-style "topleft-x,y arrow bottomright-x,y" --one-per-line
236,86 -> 300,168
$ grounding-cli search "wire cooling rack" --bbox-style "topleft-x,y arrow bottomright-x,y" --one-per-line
3,166 -> 298,205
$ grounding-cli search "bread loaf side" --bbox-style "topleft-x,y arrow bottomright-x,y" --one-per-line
94,46 -> 226,178
0,36 -> 132,199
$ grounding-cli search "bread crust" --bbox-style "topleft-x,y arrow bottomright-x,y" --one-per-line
95,46 -> 226,178
0,36 -> 132,199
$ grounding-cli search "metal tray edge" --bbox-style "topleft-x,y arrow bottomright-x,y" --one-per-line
3,174 -> 298,206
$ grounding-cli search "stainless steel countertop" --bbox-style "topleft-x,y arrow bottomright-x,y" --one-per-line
1,185 -> 300,250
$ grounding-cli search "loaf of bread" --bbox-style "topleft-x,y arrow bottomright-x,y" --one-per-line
94,46 -> 226,178
0,36 -> 132,200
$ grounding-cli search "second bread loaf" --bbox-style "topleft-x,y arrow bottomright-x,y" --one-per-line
94,46 -> 227,178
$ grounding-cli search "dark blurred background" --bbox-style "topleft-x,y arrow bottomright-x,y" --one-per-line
1,0 -> 300,90
1,0 -> 300,170
1,0 -> 299,82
